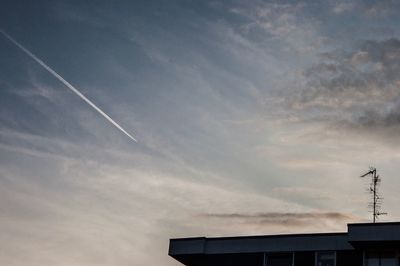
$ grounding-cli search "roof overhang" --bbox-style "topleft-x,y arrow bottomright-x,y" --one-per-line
348,222 -> 400,248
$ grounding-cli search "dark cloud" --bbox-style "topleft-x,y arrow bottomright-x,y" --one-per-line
202,212 -> 353,227
361,0 -> 400,18
301,38 -> 400,104
284,38 -> 400,136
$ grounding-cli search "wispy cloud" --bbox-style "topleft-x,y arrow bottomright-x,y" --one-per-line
202,211 -> 357,227
2,1 -> 400,265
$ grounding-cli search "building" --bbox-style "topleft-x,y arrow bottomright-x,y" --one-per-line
169,222 -> 400,266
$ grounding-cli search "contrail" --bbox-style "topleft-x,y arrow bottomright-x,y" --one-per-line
0,29 -> 137,142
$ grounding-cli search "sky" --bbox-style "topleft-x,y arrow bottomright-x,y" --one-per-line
1,0 -> 400,265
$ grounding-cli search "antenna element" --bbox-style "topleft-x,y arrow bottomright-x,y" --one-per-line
360,167 -> 387,223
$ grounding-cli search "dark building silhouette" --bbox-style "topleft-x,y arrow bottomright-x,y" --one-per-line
169,222 -> 400,266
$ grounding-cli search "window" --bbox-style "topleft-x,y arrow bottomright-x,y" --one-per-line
266,254 -> 293,266
365,252 -> 397,266
316,251 -> 335,266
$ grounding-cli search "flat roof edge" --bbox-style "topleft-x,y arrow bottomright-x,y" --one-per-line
169,222 -> 400,258
170,232 -> 348,242
348,221 -> 400,226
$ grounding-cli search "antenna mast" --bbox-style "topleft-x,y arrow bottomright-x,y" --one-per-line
360,167 -> 387,223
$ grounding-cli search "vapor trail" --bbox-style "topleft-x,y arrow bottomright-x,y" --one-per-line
0,29 -> 137,142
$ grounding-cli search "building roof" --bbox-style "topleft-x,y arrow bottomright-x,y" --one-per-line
169,222 -> 400,264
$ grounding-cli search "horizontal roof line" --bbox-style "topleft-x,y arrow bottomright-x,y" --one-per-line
348,221 -> 400,226
171,232 -> 348,241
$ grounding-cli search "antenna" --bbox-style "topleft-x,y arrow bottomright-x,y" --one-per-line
360,167 -> 387,223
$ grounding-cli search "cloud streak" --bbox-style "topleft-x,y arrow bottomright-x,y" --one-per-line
0,29 -> 137,142
203,212 -> 356,227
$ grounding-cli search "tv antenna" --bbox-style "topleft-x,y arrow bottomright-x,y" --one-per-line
360,167 -> 387,223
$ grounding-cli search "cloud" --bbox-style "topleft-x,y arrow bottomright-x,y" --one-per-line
361,0 -> 400,18
279,38 -> 400,142
0,130 -> 325,264
331,2 -> 354,14
229,1 -> 321,55
202,211 -> 356,228
2,1 -> 400,265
